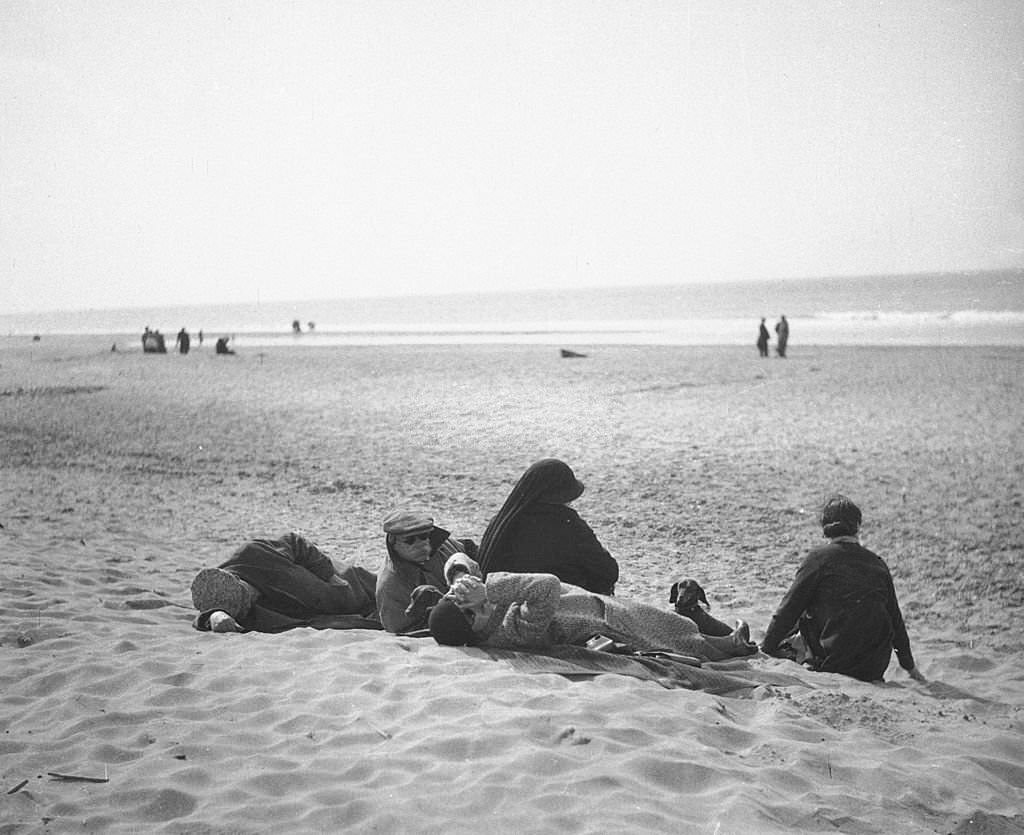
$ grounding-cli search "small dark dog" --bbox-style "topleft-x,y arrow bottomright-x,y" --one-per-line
405,584 -> 446,627
668,578 -> 736,637
668,579 -> 710,615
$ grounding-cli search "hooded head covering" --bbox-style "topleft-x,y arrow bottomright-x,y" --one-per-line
476,459 -> 584,575
820,494 -> 862,539
428,597 -> 476,646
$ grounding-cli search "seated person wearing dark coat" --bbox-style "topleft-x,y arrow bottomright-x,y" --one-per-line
190,532 -> 380,633
476,459 -> 619,595
375,510 -> 478,634
760,494 -> 924,683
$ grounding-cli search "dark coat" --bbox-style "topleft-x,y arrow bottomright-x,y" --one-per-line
375,526 -> 478,633
481,503 -> 619,595
193,533 -> 381,633
761,539 -> 915,681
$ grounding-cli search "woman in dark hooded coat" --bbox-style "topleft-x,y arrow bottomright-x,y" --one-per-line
476,459 -> 619,595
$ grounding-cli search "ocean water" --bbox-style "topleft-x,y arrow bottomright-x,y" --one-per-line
3,270 -> 1022,347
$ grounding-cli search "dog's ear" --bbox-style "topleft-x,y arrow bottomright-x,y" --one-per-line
696,586 -> 709,607
668,582 -> 679,603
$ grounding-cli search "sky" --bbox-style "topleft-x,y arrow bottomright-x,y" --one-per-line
1,1 -> 1022,315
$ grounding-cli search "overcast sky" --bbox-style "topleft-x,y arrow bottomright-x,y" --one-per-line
2,1 -> 1022,314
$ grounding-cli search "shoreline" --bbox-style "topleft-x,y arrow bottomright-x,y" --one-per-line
4,329 -> 1024,351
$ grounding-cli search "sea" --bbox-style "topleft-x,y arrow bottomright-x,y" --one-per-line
2,270 -> 1022,348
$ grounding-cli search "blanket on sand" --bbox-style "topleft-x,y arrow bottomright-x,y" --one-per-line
463,644 -> 811,696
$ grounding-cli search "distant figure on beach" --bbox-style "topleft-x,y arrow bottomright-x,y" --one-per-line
292,319 -> 302,334
476,459 -> 619,595
198,330 -> 204,346
376,510 -> 478,634
760,494 -> 924,683
142,327 -> 166,353
215,337 -> 235,355
175,327 -> 191,354
775,316 -> 789,357
757,318 -> 770,357
190,533 -> 380,633
428,559 -> 758,661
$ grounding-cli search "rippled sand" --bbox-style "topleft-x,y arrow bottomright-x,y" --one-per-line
1,338 -> 1022,833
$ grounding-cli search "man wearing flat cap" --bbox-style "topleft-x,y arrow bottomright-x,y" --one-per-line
376,510 -> 478,633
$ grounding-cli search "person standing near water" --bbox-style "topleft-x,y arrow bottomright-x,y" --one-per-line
175,328 -> 191,354
775,315 -> 789,358
757,318 -> 770,357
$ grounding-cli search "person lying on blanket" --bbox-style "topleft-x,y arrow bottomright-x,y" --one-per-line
190,532 -> 381,633
428,555 -> 757,661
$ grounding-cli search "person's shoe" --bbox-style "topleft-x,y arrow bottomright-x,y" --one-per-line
732,620 -> 758,655
190,568 -> 248,617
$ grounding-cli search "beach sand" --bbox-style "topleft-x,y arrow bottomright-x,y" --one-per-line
1,337 -> 1022,834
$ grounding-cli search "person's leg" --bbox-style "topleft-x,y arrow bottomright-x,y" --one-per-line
698,621 -> 759,661
603,598 -> 756,661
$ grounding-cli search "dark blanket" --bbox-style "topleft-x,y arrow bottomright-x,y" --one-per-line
456,644 -> 810,696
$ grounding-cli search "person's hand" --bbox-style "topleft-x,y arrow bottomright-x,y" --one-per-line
444,553 -> 482,584
450,576 -> 487,607
907,665 -> 926,682
209,611 -> 242,633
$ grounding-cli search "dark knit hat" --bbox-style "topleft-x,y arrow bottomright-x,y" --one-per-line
428,598 -> 475,646
820,494 -> 862,538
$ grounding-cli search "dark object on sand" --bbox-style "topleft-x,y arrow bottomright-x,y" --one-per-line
405,584 -> 446,625
669,579 -> 733,637
142,330 -> 166,353
215,337 -> 235,355
560,349 -> 587,358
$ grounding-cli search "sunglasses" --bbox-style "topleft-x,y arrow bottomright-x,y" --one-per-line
400,532 -> 432,545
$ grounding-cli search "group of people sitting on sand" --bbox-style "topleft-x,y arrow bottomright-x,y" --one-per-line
189,458 -> 924,684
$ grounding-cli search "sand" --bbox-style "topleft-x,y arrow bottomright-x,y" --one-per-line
1,337 -> 1022,834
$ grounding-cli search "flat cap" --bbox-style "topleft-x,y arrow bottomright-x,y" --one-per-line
382,510 -> 435,535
